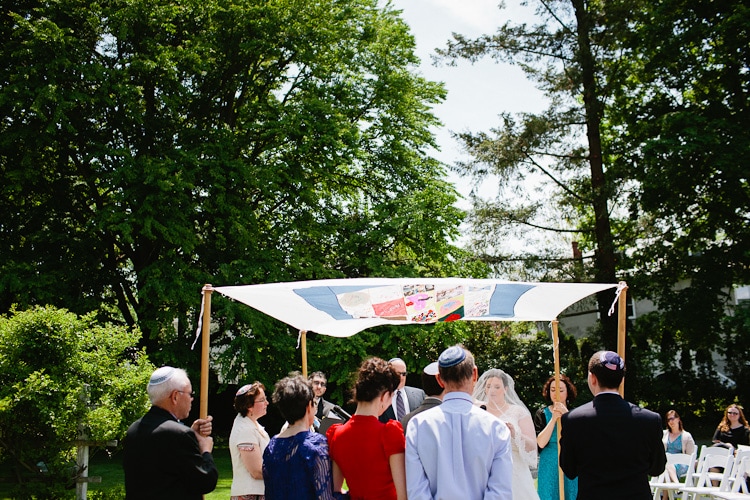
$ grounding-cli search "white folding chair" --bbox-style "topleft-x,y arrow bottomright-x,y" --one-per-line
710,455 -> 750,499
725,450 -> 750,495
693,446 -> 734,487
651,450 -> 697,500
681,447 -> 737,499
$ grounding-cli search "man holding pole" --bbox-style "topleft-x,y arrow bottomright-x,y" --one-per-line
123,366 -> 218,499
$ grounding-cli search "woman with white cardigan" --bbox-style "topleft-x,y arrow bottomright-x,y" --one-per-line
662,409 -> 696,481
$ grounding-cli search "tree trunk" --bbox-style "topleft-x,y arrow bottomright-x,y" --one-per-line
572,0 -> 619,349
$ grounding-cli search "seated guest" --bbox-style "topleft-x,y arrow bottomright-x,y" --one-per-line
327,357 -> 406,500
712,404 -> 750,450
662,409 -> 695,482
262,373 -> 334,500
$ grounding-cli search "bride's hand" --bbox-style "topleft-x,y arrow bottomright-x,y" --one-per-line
505,421 -> 515,437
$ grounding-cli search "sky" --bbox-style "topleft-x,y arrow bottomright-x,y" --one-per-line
389,0 -> 549,206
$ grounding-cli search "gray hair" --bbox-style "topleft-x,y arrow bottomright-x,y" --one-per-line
146,366 -> 191,404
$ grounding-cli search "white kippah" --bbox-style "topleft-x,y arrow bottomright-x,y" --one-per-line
149,366 -> 177,386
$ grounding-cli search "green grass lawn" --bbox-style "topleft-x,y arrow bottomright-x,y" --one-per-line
0,447 -> 233,499
88,447 -> 234,499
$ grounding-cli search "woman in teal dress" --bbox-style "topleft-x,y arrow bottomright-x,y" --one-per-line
533,374 -> 578,500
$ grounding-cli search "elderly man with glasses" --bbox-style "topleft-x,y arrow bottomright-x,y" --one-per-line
123,366 -> 218,499
379,358 -> 426,424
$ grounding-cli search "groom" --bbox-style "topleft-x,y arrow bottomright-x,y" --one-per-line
405,345 -> 512,499
559,351 -> 666,499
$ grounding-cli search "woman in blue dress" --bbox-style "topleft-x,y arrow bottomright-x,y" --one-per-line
262,373 -> 335,500
662,409 -> 695,481
533,374 -> 578,500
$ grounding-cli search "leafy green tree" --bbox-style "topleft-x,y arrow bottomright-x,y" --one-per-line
0,306 -> 152,498
435,0 -> 624,348
605,0 -> 750,366
720,302 -> 750,408
463,322 -> 586,410
0,0 -> 464,369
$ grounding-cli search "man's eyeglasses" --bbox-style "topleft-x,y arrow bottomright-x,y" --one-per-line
177,390 -> 195,397
312,381 -> 327,387
397,371 -> 407,377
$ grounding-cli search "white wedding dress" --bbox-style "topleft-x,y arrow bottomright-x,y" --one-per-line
495,405 -> 540,500
473,369 -> 540,500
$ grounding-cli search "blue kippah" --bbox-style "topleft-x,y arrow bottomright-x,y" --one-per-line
599,351 -> 625,371
438,346 -> 466,368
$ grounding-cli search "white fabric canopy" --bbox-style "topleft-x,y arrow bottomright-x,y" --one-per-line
213,278 -> 618,338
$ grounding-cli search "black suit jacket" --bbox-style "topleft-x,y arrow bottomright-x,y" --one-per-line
559,393 -> 666,500
314,397 -> 341,433
379,386 -> 426,423
316,397 -> 337,420
123,406 -> 218,499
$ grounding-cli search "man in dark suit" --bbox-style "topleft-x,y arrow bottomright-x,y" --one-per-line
123,366 -> 218,499
379,357 -> 426,423
401,361 -> 444,433
559,351 -> 666,500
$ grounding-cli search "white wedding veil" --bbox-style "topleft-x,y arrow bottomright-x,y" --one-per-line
473,368 -> 537,469
473,368 -> 530,412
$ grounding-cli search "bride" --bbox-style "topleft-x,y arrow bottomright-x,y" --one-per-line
474,368 -> 539,500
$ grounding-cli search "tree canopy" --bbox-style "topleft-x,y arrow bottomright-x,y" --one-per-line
0,0 -> 466,373
606,0 -> 750,363
435,0 -> 623,347
435,0 -> 750,360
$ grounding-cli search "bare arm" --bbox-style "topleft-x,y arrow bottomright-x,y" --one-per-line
238,443 -> 263,479
331,460 -> 345,494
536,403 -> 567,449
389,452 -> 407,500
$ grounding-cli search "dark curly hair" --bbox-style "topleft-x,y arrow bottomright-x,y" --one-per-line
234,381 -> 265,417
272,372 -> 314,424
541,374 -> 577,406
353,357 -> 400,403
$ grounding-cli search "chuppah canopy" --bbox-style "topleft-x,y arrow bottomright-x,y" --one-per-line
198,278 -> 627,500
211,278 -> 621,338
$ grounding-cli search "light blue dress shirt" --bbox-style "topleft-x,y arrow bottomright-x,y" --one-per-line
405,391 -> 513,500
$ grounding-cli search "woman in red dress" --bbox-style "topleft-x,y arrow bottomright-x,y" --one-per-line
326,357 -> 406,500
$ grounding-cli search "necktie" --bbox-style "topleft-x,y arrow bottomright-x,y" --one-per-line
396,389 -> 405,420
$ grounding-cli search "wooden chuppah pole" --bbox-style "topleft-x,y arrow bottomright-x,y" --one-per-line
616,281 -> 628,397
552,320 -> 565,500
300,330 -> 308,378
200,284 -> 213,420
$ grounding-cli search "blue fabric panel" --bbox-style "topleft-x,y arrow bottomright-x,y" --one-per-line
293,286 -> 386,320
487,284 -> 535,317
